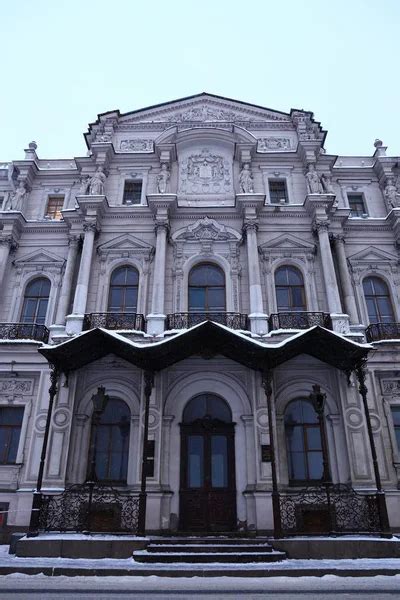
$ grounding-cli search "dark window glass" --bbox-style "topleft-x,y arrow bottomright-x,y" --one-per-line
363,276 -> 395,324
183,394 -> 232,423
0,407 -> 24,464
89,398 -> 130,483
348,193 -> 367,217
45,196 -> 64,220
211,435 -> 228,488
285,399 -> 324,483
392,407 -> 400,452
188,264 -> 226,312
123,181 -> 142,205
20,278 -> 50,324
269,180 -> 288,204
108,266 -> 139,313
275,266 -> 306,311
188,435 -> 204,488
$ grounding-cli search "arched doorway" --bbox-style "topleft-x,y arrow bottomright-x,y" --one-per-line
179,393 -> 236,532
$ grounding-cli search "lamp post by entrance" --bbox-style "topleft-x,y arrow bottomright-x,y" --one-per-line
309,384 -> 331,484
86,386 -> 109,532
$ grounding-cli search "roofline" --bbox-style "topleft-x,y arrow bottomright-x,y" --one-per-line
83,92 -> 293,147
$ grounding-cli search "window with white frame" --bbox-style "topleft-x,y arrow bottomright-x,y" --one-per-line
0,407 -> 24,464
122,180 -> 142,205
45,195 -> 64,220
347,193 -> 367,217
391,407 -> 400,452
269,179 -> 288,204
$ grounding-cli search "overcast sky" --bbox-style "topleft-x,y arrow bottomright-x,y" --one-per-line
1,0 -> 399,161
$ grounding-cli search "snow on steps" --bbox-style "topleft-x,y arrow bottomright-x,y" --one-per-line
133,537 -> 286,564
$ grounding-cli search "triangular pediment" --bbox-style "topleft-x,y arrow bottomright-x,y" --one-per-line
14,248 -> 65,266
259,233 -> 316,253
119,93 -> 291,125
97,233 -> 154,256
348,246 -> 399,264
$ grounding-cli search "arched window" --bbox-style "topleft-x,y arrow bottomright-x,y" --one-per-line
20,277 -> 50,324
363,276 -> 395,324
108,266 -> 139,313
89,398 -> 130,483
188,263 -> 226,312
285,399 -> 323,483
275,266 -> 306,311
183,394 -> 232,423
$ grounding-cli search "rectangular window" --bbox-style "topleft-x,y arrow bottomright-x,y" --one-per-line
269,179 -> 288,204
0,196 -> 4,210
0,407 -> 24,464
391,407 -> 400,452
348,193 -> 367,217
45,195 -> 64,220
123,181 -> 142,205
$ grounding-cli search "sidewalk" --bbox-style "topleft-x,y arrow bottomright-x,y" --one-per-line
1,546 -> 400,577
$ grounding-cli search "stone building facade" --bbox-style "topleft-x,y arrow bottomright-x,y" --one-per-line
0,93 -> 400,539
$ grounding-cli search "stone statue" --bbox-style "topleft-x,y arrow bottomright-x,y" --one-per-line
88,167 -> 106,195
306,164 -> 323,194
384,177 -> 400,209
79,175 -> 90,195
10,181 -> 28,211
321,172 -> 334,194
239,163 -> 254,193
157,163 -> 170,194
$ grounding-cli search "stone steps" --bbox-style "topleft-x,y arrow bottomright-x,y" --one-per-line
132,537 -> 286,565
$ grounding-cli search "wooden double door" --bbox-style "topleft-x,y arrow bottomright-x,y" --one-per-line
179,419 -> 237,532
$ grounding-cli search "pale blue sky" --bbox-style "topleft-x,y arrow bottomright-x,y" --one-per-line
1,0 -> 399,161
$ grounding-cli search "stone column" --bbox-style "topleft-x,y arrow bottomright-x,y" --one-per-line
147,222 -> 169,335
243,222 -> 268,335
333,235 -> 359,325
49,235 -> 80,339
66,222 -> 97,335
0,236 -> 16,288
314,220 -> 349,333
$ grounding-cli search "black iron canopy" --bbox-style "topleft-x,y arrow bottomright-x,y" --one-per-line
39,321 -> 370,374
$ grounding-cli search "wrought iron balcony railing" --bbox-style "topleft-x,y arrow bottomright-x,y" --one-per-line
38,483 -> 140,533
279,484 -> 381,535
0,323 -> 49,343
268,312 -> 332,331
365,322 -> 400,343
166,312 -> 249,331
83,312 -> 146,331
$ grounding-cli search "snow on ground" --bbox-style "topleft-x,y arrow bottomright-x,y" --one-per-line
1,545 -> 400,573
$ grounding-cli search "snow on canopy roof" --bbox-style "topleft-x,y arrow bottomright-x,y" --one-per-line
39,321 -> 370,373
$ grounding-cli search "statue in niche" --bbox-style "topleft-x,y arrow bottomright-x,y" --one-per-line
78,175 -> 90,195
321,172 -> 334,194
157,163 -> 170,194
10,181 -> 28,211
384,176 -> 400,209
239,163 -> 254,193
88,167 -> 106,195
306,163 -> 323,194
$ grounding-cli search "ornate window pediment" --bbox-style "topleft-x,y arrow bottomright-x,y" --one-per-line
259,234 -> 316,259
13,248 -> 65,272
172,217 -> 241,243
97,234 -> 154,259
348,246 -> 399,268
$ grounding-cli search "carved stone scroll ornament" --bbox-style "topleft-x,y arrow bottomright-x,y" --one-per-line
119,139 -> 153,152
257,137 -> 291,152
